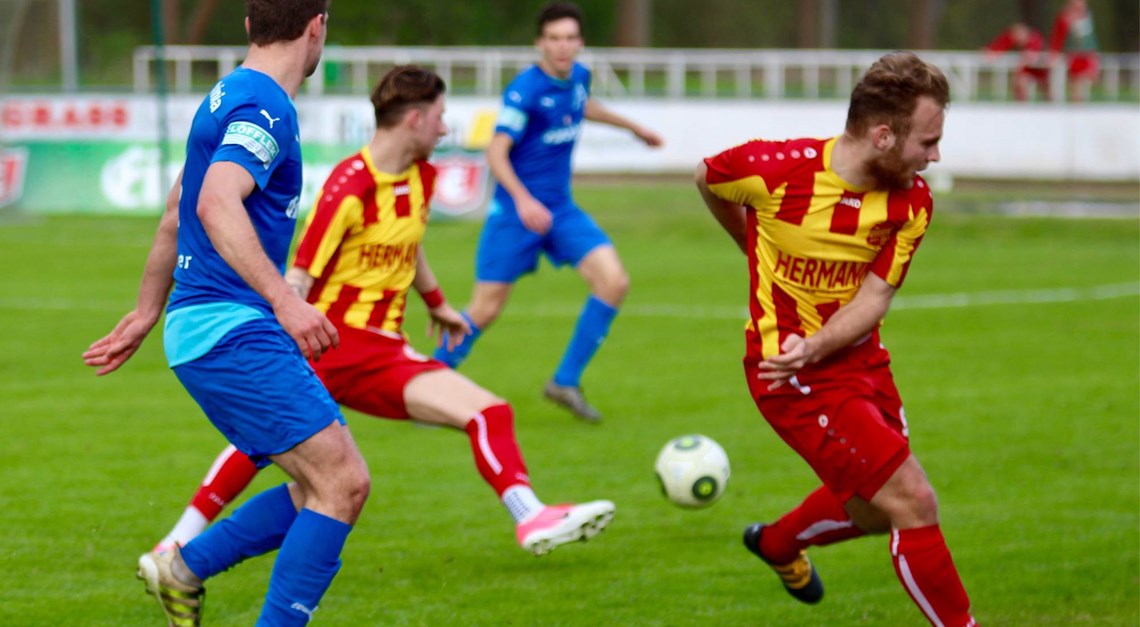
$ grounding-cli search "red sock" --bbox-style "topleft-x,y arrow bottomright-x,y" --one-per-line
759,486 -> 866,564
891,525 -> 977,627
464,403 -> 531,496
188,445 -> 259,521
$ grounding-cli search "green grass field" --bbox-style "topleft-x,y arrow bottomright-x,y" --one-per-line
1,182 -> 1137,626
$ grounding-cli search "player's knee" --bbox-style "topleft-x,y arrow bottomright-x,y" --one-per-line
911,482 -> 939,518
595,269 -> 630,304
340,463 -> 371,520
895,481 -> 940,527
304,462 -> 370,522
611,268 -> 631,300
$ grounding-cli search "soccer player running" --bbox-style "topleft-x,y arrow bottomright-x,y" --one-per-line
433,1 -> 663,423
695,52 -> 978,626
148,66 -> 615,562
83,2 -> 369,625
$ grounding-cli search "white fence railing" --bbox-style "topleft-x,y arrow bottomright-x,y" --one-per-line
133,45 -> 1140,103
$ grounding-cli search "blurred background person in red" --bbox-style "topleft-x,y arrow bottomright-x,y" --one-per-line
983,22 -> 1049,102
1049,0 -> 1100,102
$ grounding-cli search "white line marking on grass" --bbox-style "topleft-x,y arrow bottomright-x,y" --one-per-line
891,282 -> 1139,311
1,283 -> 1136,318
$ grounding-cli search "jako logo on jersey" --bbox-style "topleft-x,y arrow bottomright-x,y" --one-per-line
542,123 -> 581,145
209,82 -> 226,113
393,183 -> 410,196
260,109 -> 281,129
838,196 -> 862,209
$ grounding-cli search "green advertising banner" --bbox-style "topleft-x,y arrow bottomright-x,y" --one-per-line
5,141 -> 490,219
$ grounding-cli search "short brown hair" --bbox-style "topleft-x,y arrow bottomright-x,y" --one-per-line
537,2 -> 584,36
371,66 -> 447,129
247,0 -> 329,46
846,52 -> 950,138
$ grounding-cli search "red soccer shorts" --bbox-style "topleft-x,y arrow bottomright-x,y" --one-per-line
1068,53 -> 1099,80
1019,65 -> 1050,83
744,360 -> 910,503
313,325 -> 448,420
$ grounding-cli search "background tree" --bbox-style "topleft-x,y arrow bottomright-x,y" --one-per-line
6,0 -> 1134,89
615,0 -> 651,47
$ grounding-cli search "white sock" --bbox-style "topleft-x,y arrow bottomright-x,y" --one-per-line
157,507 -> 210,550
502,485 -> 544,524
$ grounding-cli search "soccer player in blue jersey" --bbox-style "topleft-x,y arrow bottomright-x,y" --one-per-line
83,2 -> 370,625
434,1 -> 663,422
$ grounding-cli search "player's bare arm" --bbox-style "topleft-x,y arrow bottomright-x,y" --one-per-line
412,247 -> 469,349
759,274 -> 896,387
584,99 -> 663,147
198,161 -> 338,360
694,161 -> 748,254
486,132 -> 552,234
83,169 -> 184,376
285,267 -> 316,300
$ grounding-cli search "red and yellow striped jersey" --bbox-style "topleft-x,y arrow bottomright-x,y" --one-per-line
293,148 -> 436,335
704,136 -> 932,363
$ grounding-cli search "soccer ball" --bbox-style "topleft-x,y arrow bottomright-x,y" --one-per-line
654,434 -> 730,508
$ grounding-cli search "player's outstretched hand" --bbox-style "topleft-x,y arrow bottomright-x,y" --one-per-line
82,310 -> 156,376
273,294 -> 339,361
516,195 -> 553,234
426,303 -> 471,351
634,126 -> 664,148
757,334 -> 817,390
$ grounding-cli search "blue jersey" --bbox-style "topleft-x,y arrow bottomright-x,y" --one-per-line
164,67 -> 303,367
493,63 -> 591,207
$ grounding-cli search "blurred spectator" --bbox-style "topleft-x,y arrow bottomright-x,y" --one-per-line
1049,0 -> 1100,102
983,22 -> 1049,101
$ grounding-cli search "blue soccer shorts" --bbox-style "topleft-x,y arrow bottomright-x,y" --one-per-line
172,318 -> 345,468
474,198 -> 612,283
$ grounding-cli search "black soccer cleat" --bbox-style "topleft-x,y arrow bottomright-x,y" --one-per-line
743,522 -> 825,604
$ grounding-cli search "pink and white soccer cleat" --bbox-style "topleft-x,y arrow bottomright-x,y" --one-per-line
516,501 -> 615,556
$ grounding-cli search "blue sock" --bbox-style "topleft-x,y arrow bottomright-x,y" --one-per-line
553,295 -> 618,388
257,509 -> 353,627
181,483 -> 297,580
432,311 -> 482,368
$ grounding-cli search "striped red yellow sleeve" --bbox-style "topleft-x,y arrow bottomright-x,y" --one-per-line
703,140 -> 775,208
869,177 -> 934,288
293,180 -> 364,277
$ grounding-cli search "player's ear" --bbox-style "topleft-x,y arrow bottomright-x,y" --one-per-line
871,124 -> 895,151
405,106 -> 422,130
308,12 -> 326,38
